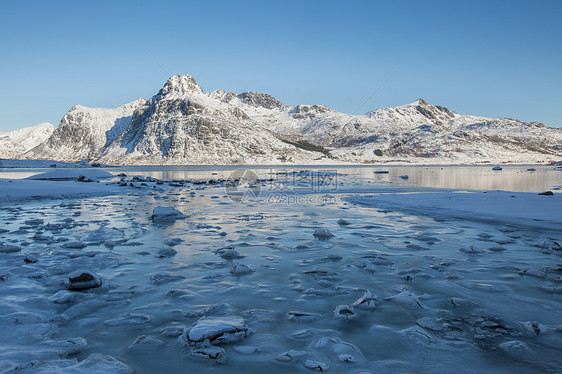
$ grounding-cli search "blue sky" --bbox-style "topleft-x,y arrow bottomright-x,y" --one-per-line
1,0 -> 561,132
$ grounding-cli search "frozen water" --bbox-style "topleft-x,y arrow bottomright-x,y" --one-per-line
0,165 -> 561,373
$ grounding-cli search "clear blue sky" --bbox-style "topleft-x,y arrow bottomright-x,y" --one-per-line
1,0 -> 561,132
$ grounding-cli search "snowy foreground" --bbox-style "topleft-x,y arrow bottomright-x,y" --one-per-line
0,169 -> 561,373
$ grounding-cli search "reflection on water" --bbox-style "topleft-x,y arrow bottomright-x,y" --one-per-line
1,165 -> 561,193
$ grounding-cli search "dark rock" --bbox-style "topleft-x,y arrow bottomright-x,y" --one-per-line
69,270 -> 102,291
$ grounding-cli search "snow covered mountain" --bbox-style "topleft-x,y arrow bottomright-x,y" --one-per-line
0,123 -> 54,158
29,99 -> 147,162
17,75 -> 562,164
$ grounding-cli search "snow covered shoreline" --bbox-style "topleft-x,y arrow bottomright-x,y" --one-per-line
346,189 -> 562,231
0,169 -> 120,202
0,179 -> 122,202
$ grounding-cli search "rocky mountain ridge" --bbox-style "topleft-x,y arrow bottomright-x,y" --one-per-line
4,74 -> 561,164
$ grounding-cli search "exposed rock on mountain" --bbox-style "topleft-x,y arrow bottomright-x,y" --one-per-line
237,92 -> 286,110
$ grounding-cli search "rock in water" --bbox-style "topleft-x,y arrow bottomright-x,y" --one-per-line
229,263 -> 255,276
538,191 -> 554,196
151,207 -> 186,221
156,247 -> 177,258
313,228 -> 334,239
68,270 -> 102,291
179,316 -> 250,346
24,253 -> 38,263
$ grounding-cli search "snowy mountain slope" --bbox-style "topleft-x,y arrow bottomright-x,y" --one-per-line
20,74 -> 562,164
322,100 -> 562,163
0,122 -> 54,158
29,98 -> 147,161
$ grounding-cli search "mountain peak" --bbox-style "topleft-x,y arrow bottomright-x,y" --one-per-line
407,98 -> 429,106
156,74 -> 203,99
237,91 -> 285,109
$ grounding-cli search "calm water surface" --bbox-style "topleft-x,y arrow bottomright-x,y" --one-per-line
1,165 -> 561,193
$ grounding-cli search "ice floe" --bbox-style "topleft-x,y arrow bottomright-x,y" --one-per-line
385,290 -> 425,309
350,291 -> 379,310
127,335 -> 165,352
